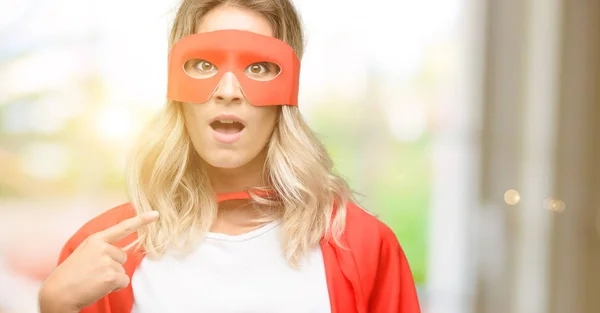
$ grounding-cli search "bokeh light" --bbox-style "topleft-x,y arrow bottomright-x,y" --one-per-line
504,189 -> 521,205
544,197 -> 566,213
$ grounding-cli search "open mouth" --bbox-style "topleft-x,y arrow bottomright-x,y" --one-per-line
210,119 -> 245,134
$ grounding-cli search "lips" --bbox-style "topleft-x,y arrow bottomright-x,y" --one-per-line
210,119 -> 245,134
209,114 -> 246,144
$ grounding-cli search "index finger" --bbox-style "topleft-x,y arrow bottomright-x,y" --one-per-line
97,211 -> 160,243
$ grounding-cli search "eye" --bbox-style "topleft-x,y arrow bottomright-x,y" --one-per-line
183,59 -> 218,79
248,63 -> 266,74
244,62 -> 281,81
196,60 -> 216,72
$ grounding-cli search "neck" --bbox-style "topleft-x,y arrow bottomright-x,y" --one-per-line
205,148 -> 269,194
204,148 -> 278,228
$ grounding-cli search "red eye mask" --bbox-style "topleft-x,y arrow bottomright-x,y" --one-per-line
167,29 -> 300,106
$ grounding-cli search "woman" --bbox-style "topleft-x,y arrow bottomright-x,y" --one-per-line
38,0 -> 421,312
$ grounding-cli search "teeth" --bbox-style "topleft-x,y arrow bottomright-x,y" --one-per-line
219,119 -> 235,124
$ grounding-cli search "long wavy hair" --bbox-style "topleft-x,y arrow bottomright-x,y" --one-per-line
127,0 -> 353,266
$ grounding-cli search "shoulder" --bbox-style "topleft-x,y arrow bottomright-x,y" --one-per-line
58,203 -> 136,262
342,202 -> 410,291
344,201 -> 400,249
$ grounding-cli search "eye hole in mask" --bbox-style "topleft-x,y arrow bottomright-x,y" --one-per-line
183,59 -> 282,82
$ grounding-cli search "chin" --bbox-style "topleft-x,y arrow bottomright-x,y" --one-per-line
202,151 -> 252,169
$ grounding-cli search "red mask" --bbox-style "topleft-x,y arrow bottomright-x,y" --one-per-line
167,29 -> 301,106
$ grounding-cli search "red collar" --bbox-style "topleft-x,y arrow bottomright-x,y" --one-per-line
215,189 -> 275,202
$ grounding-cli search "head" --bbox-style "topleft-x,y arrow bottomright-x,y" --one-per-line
128,0 -> 352,265
172,2 -> 303,171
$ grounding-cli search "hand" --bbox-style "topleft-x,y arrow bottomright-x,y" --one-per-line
38,211 -> 159,313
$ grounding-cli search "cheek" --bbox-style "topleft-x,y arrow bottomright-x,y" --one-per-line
182,103 -> 208,141
252,106 -> 278,137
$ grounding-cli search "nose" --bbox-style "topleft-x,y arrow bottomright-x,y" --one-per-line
212,72 -> 243,105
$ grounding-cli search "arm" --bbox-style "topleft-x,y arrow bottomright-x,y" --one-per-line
38,243 -> 80,313
39,285 -> 80,313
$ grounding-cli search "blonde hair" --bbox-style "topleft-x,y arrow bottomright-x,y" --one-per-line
127,0 -> 352,265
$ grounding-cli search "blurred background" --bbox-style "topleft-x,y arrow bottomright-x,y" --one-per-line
0,0 -> 599,312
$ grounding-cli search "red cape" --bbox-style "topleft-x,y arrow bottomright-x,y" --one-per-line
57,202 -> 421,313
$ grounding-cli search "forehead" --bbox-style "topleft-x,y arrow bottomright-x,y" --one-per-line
196,5 -> 273,38
172,30 -> 296,66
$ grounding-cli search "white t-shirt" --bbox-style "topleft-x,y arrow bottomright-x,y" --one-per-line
130,220 -> 331,313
